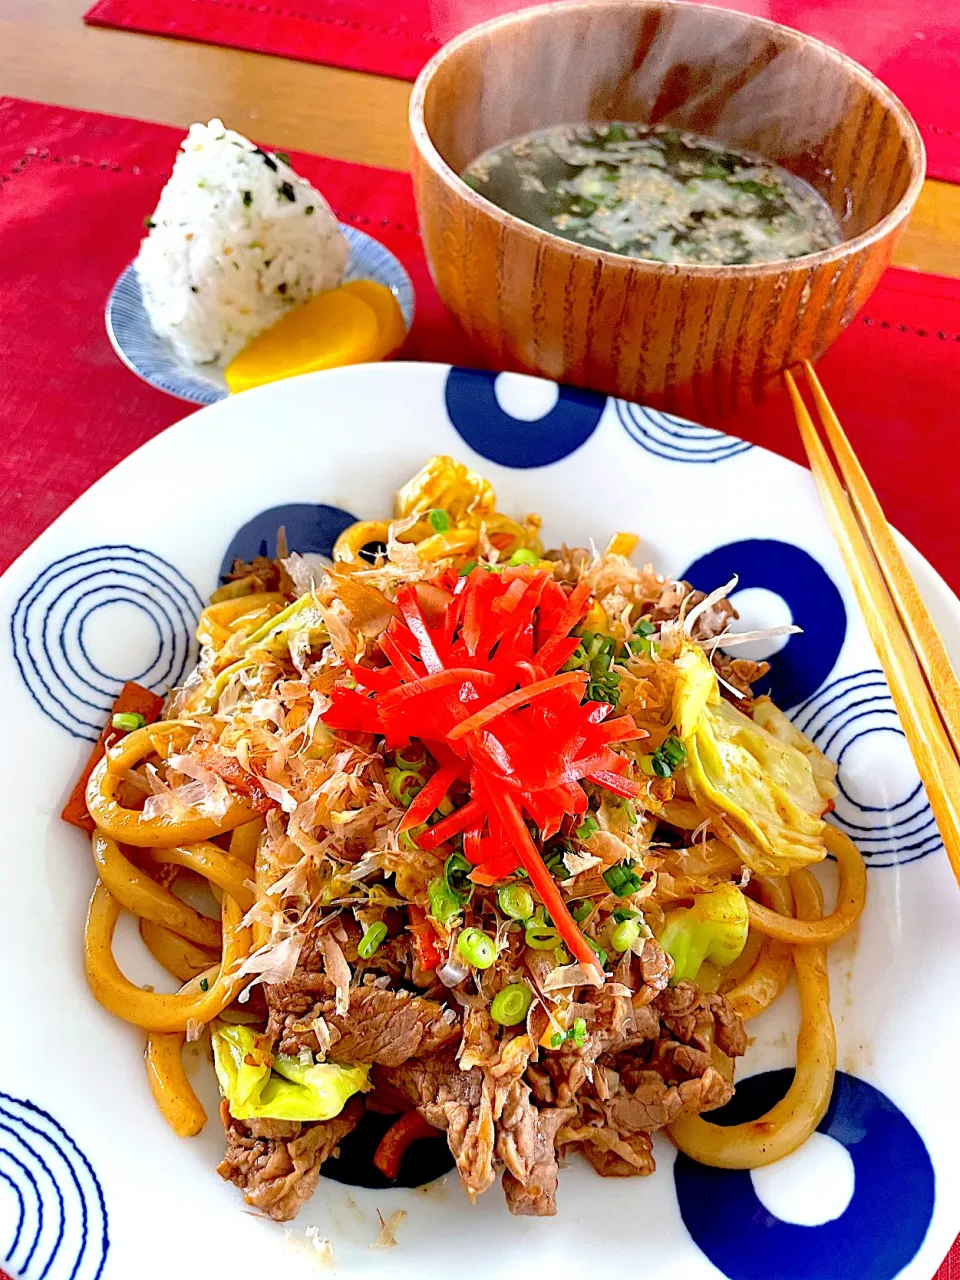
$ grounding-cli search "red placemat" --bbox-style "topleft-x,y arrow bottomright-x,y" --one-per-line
83,0 -> 960,183
0,93 -> 958,1277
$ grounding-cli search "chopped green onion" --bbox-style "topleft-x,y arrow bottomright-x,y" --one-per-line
458,927 -> 496,969
525,922 -> 562,950
611,919 -> 641,952
112,711 -> 146,732
444,851 -> 474,905
571,1016 -> 587,1047
507,548 -> 539,567
635,618 -> 656,636
399,828 -> 423,852
498,884 -> 534,920
587,938 -> 608,968
386,767 -> 423,806
394,748 -> 426,770
576,815 -> 599,841
649,736 -> 687,778
358,922 -> 388,959
571,901 -> 594,924
551,1033 -> 564,1048
543,842 -> 570,878
603,861 -> 644,897
199,976 -> 209,992
428,877 -> 461,925
612,907 -> 638,924
428,509 -> 450,533
459,560 -> 477,577
491,983 -> 533,1026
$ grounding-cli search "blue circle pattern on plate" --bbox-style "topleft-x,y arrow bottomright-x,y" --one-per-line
615,399 -> 754,463
793,669 -> 943,866
106,224 -> 416,407
219,503 -> 361,580
444,368 -> 606,468
11,546 -> 202,741
674,1069 -> 934,1280
0,1091 -> 108,1280
681,539 -> 847,711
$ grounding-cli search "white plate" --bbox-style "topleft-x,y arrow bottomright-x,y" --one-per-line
1,362 -> 958,1280
105,225 -> 416,405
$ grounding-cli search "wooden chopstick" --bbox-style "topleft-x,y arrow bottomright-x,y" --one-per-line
784,368 -> 960,885
801,360 -> 960,762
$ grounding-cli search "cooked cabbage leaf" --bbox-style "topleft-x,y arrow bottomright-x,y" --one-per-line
672,643 -> 828,875
212,1022 -> 369,1122
657,883 -> 749,983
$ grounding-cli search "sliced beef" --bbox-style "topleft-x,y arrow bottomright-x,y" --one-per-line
501,1102 -> 574,1216
381,1048 -> 496,1200
712,652 -> 771,708
559,1118 -> 656,1178
266,979 -> 459,1066
217,1096 -> 362,1221
596,982 -> 746,1136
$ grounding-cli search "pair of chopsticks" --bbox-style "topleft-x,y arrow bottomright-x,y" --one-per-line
785,361 -> 960,885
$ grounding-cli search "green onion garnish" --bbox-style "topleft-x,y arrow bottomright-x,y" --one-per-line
358,922 -> 388,959
571,1016 -> 587,1047
444,851 -> 474,906
602,861 -> 644,897
551,1033 -> 564,1048
649,735 -> 687,778
457,927 -> 496,969
576,815 -> 598,841
428,509 -> 449,533
112,712 -> 146,732
571,901 -> 594,923
587,938 -> 608,968
198,977 -> 209,992
491,982 -> 533,1026
498,884 -> 534,921
507,548 -> 539,567
459,560 -> 477,577
524,922 -> 562,950
386,767 -> 423,806
428,877 -> 462,925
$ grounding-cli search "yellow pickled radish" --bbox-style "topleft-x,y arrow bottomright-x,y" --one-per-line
224,288 -> 384,393
338,280 -> 406,356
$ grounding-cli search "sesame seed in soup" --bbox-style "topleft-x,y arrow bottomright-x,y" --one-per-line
461,123 -> 841,266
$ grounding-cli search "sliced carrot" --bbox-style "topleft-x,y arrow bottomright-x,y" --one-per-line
373,1110 -> 440,1180
61,682 -> 164,832
408,904 -> 441,971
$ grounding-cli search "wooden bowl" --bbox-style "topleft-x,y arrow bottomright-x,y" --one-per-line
409,0 -> 925,416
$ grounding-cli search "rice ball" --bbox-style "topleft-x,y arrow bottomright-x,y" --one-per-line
135,119 -> 349,366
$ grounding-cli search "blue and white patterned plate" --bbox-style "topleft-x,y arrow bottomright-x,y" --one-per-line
1,363 -> 958,1280
105,224 -> 416,405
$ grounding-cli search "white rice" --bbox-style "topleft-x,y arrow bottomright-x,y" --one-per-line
135,119 -> 349,366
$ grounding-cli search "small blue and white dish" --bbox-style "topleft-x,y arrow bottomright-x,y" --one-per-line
105,224 -> 416,406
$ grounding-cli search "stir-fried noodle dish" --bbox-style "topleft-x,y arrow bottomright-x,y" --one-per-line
67,456 -> 866,1221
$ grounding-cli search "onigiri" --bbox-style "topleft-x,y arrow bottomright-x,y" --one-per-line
135,119 -> 349,366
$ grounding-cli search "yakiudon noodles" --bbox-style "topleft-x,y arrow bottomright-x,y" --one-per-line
67,456 -> 866,1221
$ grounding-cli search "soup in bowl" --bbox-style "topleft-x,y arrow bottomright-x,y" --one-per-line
409,0 -> 924,415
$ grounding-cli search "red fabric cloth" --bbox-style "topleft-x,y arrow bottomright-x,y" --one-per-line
0,92 -> 957,1277
83,0 -> 960,182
